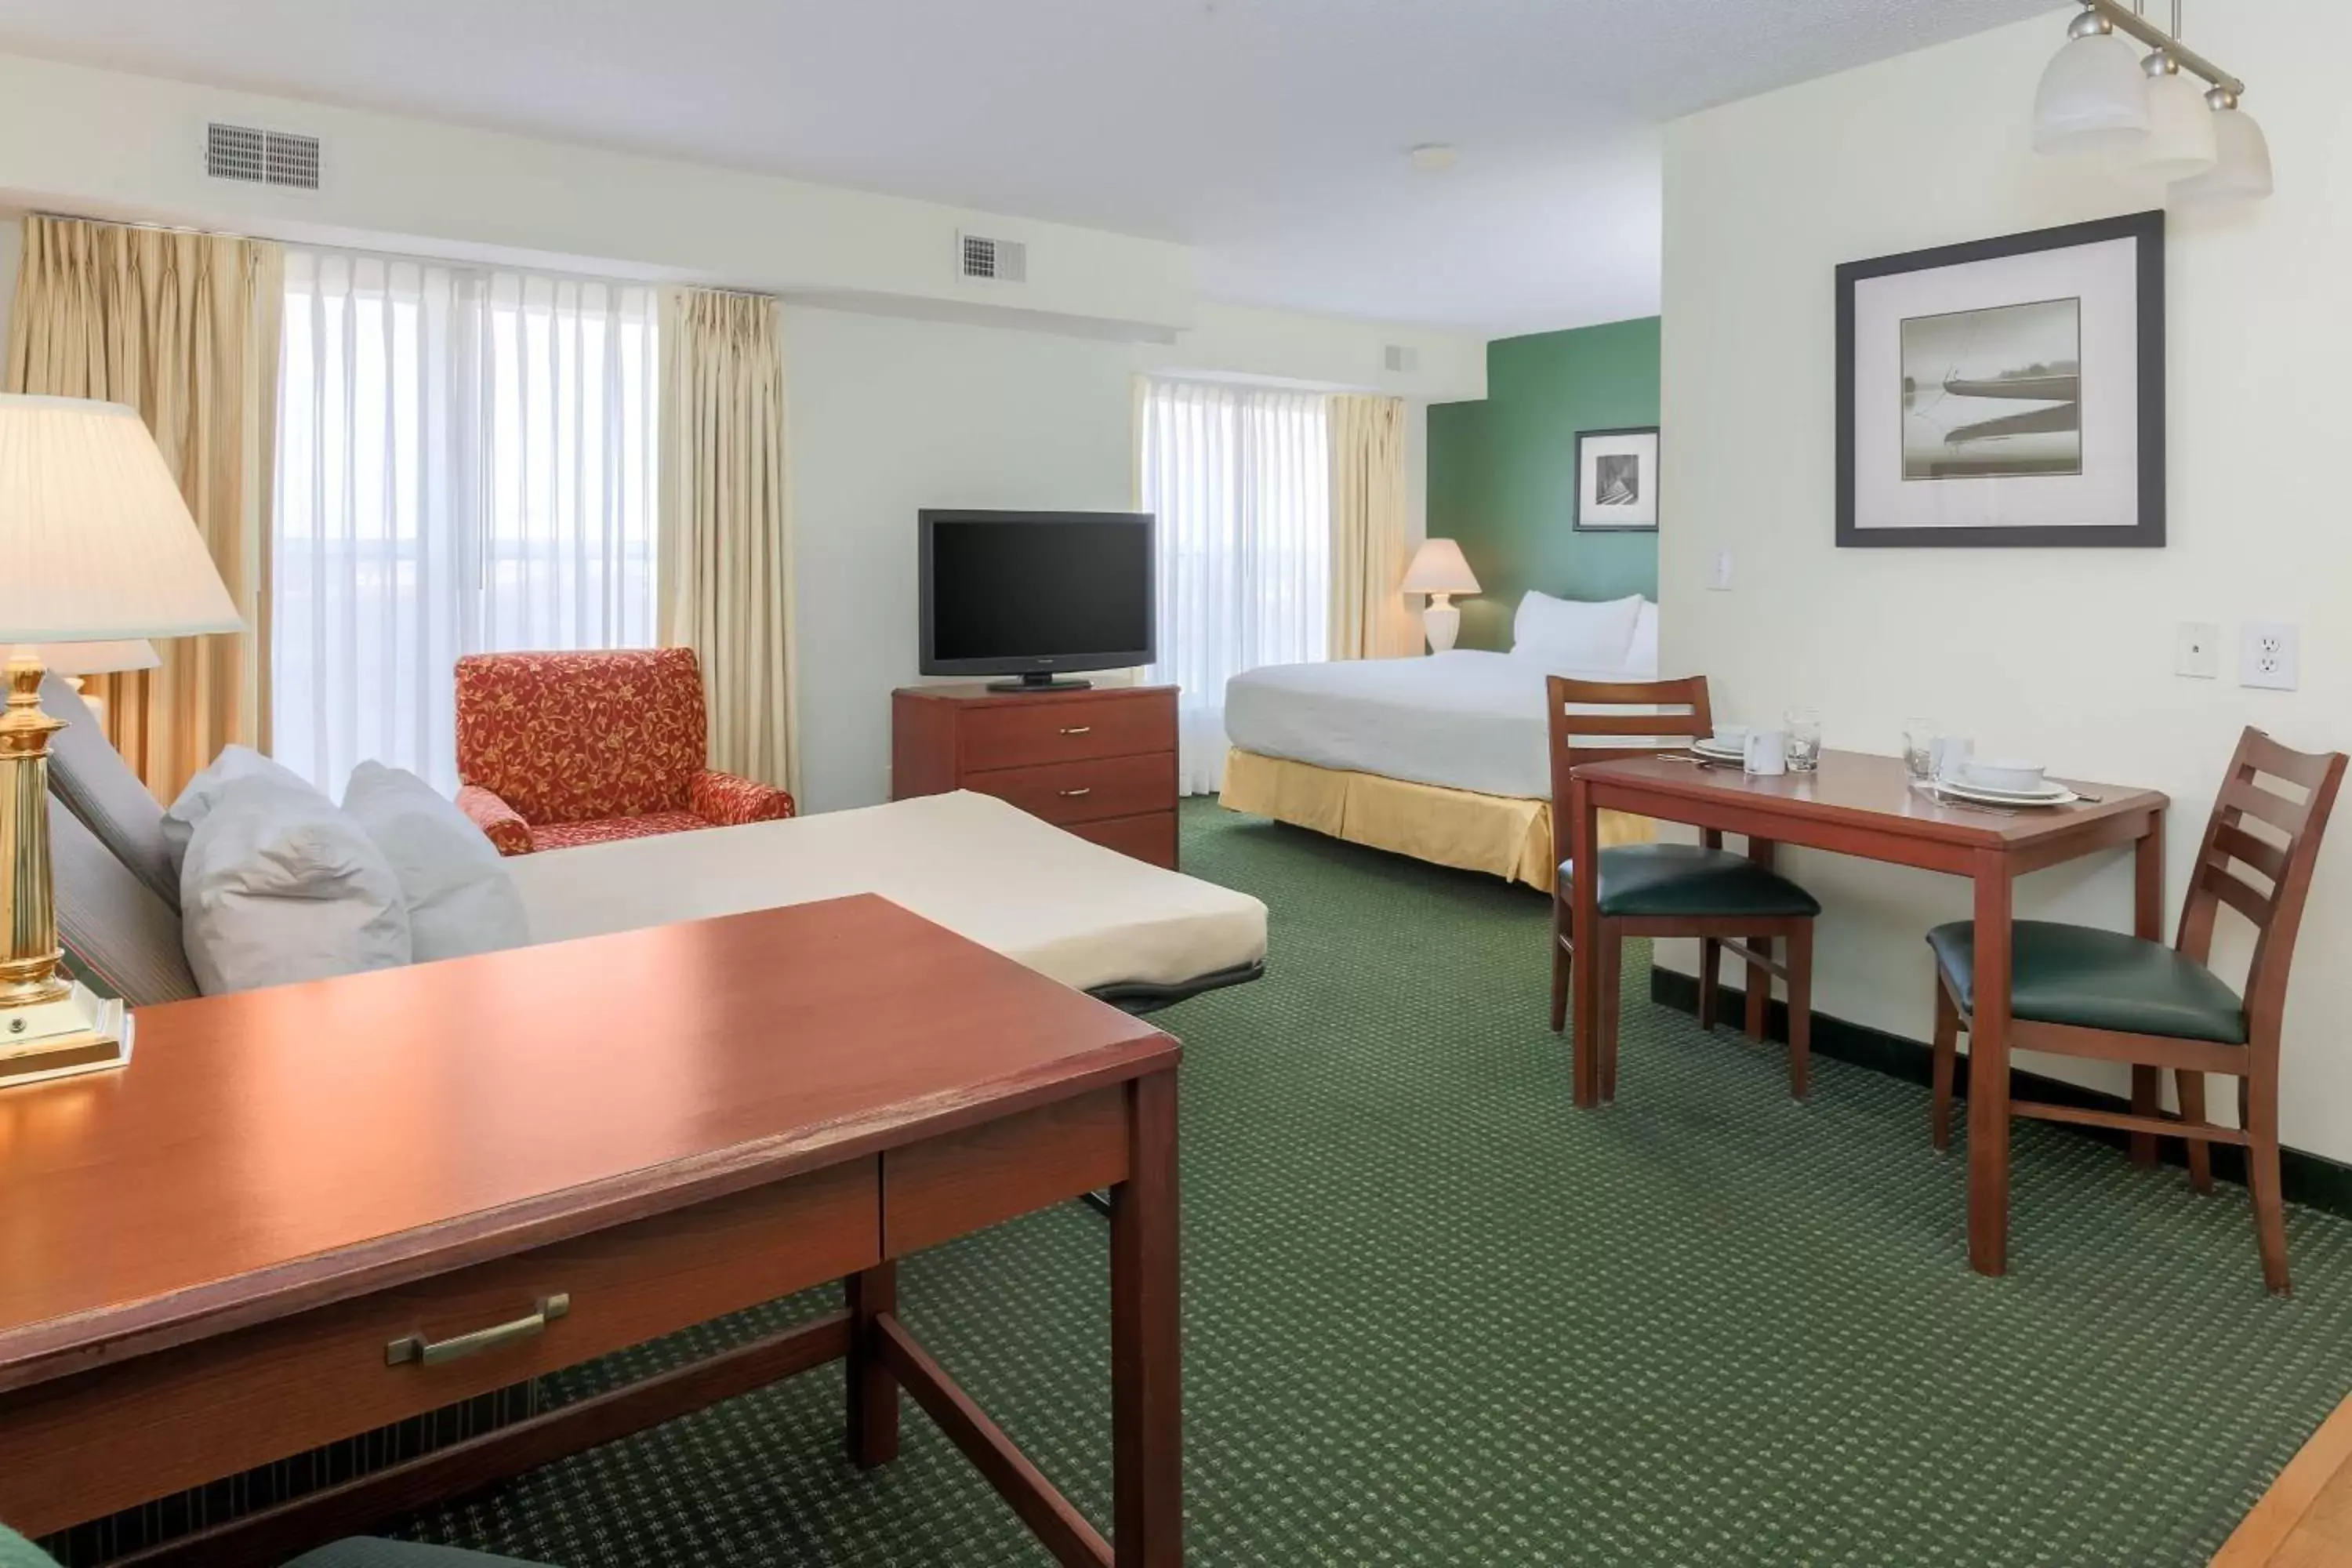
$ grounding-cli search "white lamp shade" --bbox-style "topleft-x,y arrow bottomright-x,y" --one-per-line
2032,31 -> 2151,157
2137,68 -> 2219,180
2172,103 -> 2273,204
1400,537 -> 1481,597
0,394 -> 241,644
34,639 -> 161,677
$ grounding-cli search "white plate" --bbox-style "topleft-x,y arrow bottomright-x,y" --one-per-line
1933,779 -> 2081,808
1691,741 -> 1744,760
1947,774 -> 2073,801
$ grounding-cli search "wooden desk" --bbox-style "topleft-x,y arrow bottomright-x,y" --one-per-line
1566,749 -> 2167,1278
0,895 -> 1181,1567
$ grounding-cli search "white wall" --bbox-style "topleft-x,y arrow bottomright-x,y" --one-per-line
785,305 -> 1138,812
0,212 -> 18,343
1661,6 -> 2352,1158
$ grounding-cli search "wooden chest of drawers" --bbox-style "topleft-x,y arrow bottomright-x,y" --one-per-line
891,683 -> 1180,869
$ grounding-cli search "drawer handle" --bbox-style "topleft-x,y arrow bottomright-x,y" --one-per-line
1059,725 -> 1094,736
386,1293 -> 570,1368
1059,787 -> 1093,798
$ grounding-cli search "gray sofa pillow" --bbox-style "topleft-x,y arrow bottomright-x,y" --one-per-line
50,796 -> 201,1007
41,674 -> 180,913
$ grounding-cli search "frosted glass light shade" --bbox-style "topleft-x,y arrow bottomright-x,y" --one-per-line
2032,31 -> 2151,156
0,395 -> 241,644
2171,103 -> 2273,203
1399,537 -> 1481,596
34,640 -> 160,677
2138,68 -> 2220,180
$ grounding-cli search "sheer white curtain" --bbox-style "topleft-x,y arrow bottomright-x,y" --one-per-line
274,249 -> 659,793
1139,378 -> 1330,794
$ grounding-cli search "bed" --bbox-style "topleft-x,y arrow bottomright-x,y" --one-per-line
506,789 -> 1267,1007
42,674 -> 1267,1017
1220,591 -> 1659,887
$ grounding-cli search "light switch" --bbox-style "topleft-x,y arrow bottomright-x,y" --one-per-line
1707,548 -> 1733,592
2241,622 -> 2300,691
2175,622 -> 2220,679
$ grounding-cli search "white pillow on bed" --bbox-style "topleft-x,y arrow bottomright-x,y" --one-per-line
162,745 -> 321,877
343,761 -> 530,963
180,775 -> 412,995
1512,590 -> 1645,670
1624,601 -> 1660,677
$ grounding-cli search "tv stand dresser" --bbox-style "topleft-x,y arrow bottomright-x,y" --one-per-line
891,683 -> 1179,869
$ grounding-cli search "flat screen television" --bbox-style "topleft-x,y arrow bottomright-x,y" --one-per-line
918,510 -> 1156,691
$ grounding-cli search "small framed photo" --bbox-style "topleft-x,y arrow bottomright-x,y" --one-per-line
1836,209 -> 2163,548
1575,426 -> 1659,532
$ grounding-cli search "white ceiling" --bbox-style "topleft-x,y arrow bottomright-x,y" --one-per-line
0,0 -> 2056,337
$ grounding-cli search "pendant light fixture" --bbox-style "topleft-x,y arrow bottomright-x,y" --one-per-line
2171,87 -> 2274,203
2028,0 -> 2267,204
2135,2 -> 2217,180
2031,9 -> 2151,156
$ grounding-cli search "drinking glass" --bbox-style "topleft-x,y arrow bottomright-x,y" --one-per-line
1784,707 -> 1822,772
1902,718 -> 1938,782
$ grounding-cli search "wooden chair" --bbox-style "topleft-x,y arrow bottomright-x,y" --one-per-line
1927,727 -> 2347,1294
1547,676 -> 1822,1102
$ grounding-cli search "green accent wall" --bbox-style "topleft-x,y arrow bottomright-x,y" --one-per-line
1426,317 -> 1661,652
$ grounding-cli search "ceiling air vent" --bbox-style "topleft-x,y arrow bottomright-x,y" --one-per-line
959,232 -> 1026,284
1384,344 -> 1421,374
206,123 -> 321,191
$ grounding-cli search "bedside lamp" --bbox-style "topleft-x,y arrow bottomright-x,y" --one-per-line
0,394 -> 242,1089
1399,537 -> 1482,654
35,638 -> 160,733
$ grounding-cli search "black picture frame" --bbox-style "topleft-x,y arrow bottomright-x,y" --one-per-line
1573,425 -> 1660,533
1835,209 -> 2164,548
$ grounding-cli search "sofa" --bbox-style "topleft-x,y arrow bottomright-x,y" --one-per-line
453,648 -> 793,855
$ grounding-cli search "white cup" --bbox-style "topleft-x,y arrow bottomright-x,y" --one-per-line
1744,729 -> 1788,777
1933,735 -> 1974,782
1711,724 -> 1751,753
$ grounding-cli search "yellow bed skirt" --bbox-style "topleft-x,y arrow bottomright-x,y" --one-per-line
1218,749 -> 1653,891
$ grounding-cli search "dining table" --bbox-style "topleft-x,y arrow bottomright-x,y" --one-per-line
1564,747 -> 2169,1276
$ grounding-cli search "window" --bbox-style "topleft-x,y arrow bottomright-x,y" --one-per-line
1138,378 -> 1330,795
273,249 -> 660,793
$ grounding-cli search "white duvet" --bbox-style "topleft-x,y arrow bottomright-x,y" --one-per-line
505,789 -> 1268,996
1224,649 -> 1640,800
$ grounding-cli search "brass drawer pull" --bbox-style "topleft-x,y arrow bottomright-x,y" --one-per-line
1059,787 -> 1092,798
386,1293 -> 570,1367
1059,725 -> 1093,736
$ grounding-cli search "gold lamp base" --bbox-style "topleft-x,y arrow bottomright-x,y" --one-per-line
0,644 -> 136,1091
0,982 -> 133,1088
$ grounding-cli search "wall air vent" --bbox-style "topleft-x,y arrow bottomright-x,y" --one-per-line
206,123 -> 321,191
959,232 -> 1027,283
1384,344 -> 1421,374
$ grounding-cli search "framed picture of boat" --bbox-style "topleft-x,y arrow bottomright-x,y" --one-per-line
1835,210 -> 2163,548
1573,426 -> 1659,532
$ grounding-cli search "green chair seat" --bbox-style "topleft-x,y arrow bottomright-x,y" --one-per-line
1926,920 -> 2248,1045
1557,844 -> 1821,920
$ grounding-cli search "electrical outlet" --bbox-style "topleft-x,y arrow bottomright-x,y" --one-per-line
2241,622 -> 2299,691
2175,622 -> 2220,679
1707,548 -> 1734,592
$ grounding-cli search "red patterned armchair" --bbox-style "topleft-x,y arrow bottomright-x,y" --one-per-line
454,648 -> 794,855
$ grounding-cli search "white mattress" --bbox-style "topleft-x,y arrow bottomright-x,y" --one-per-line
505,790 -> 1267,996
1224,650 -> 1641,800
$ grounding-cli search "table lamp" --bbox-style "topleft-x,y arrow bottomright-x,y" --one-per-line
34,638 -> 160,733
0,394 -> 242,1089
1399,537 -> 1482,653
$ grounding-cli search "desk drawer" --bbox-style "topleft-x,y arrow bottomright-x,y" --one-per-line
959,691 -> 1174,771
0,1159 -> 880,1537
1067,811 -> 1178,869
884,1087 -> 1131,1257
965,753 -> 1175,827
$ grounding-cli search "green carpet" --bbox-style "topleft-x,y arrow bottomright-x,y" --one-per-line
401,800 -> 2352,1566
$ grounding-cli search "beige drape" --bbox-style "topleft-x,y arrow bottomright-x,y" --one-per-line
657,288 -> 799,796
1328,393 -> 1416,660
5,216 -> 282,800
